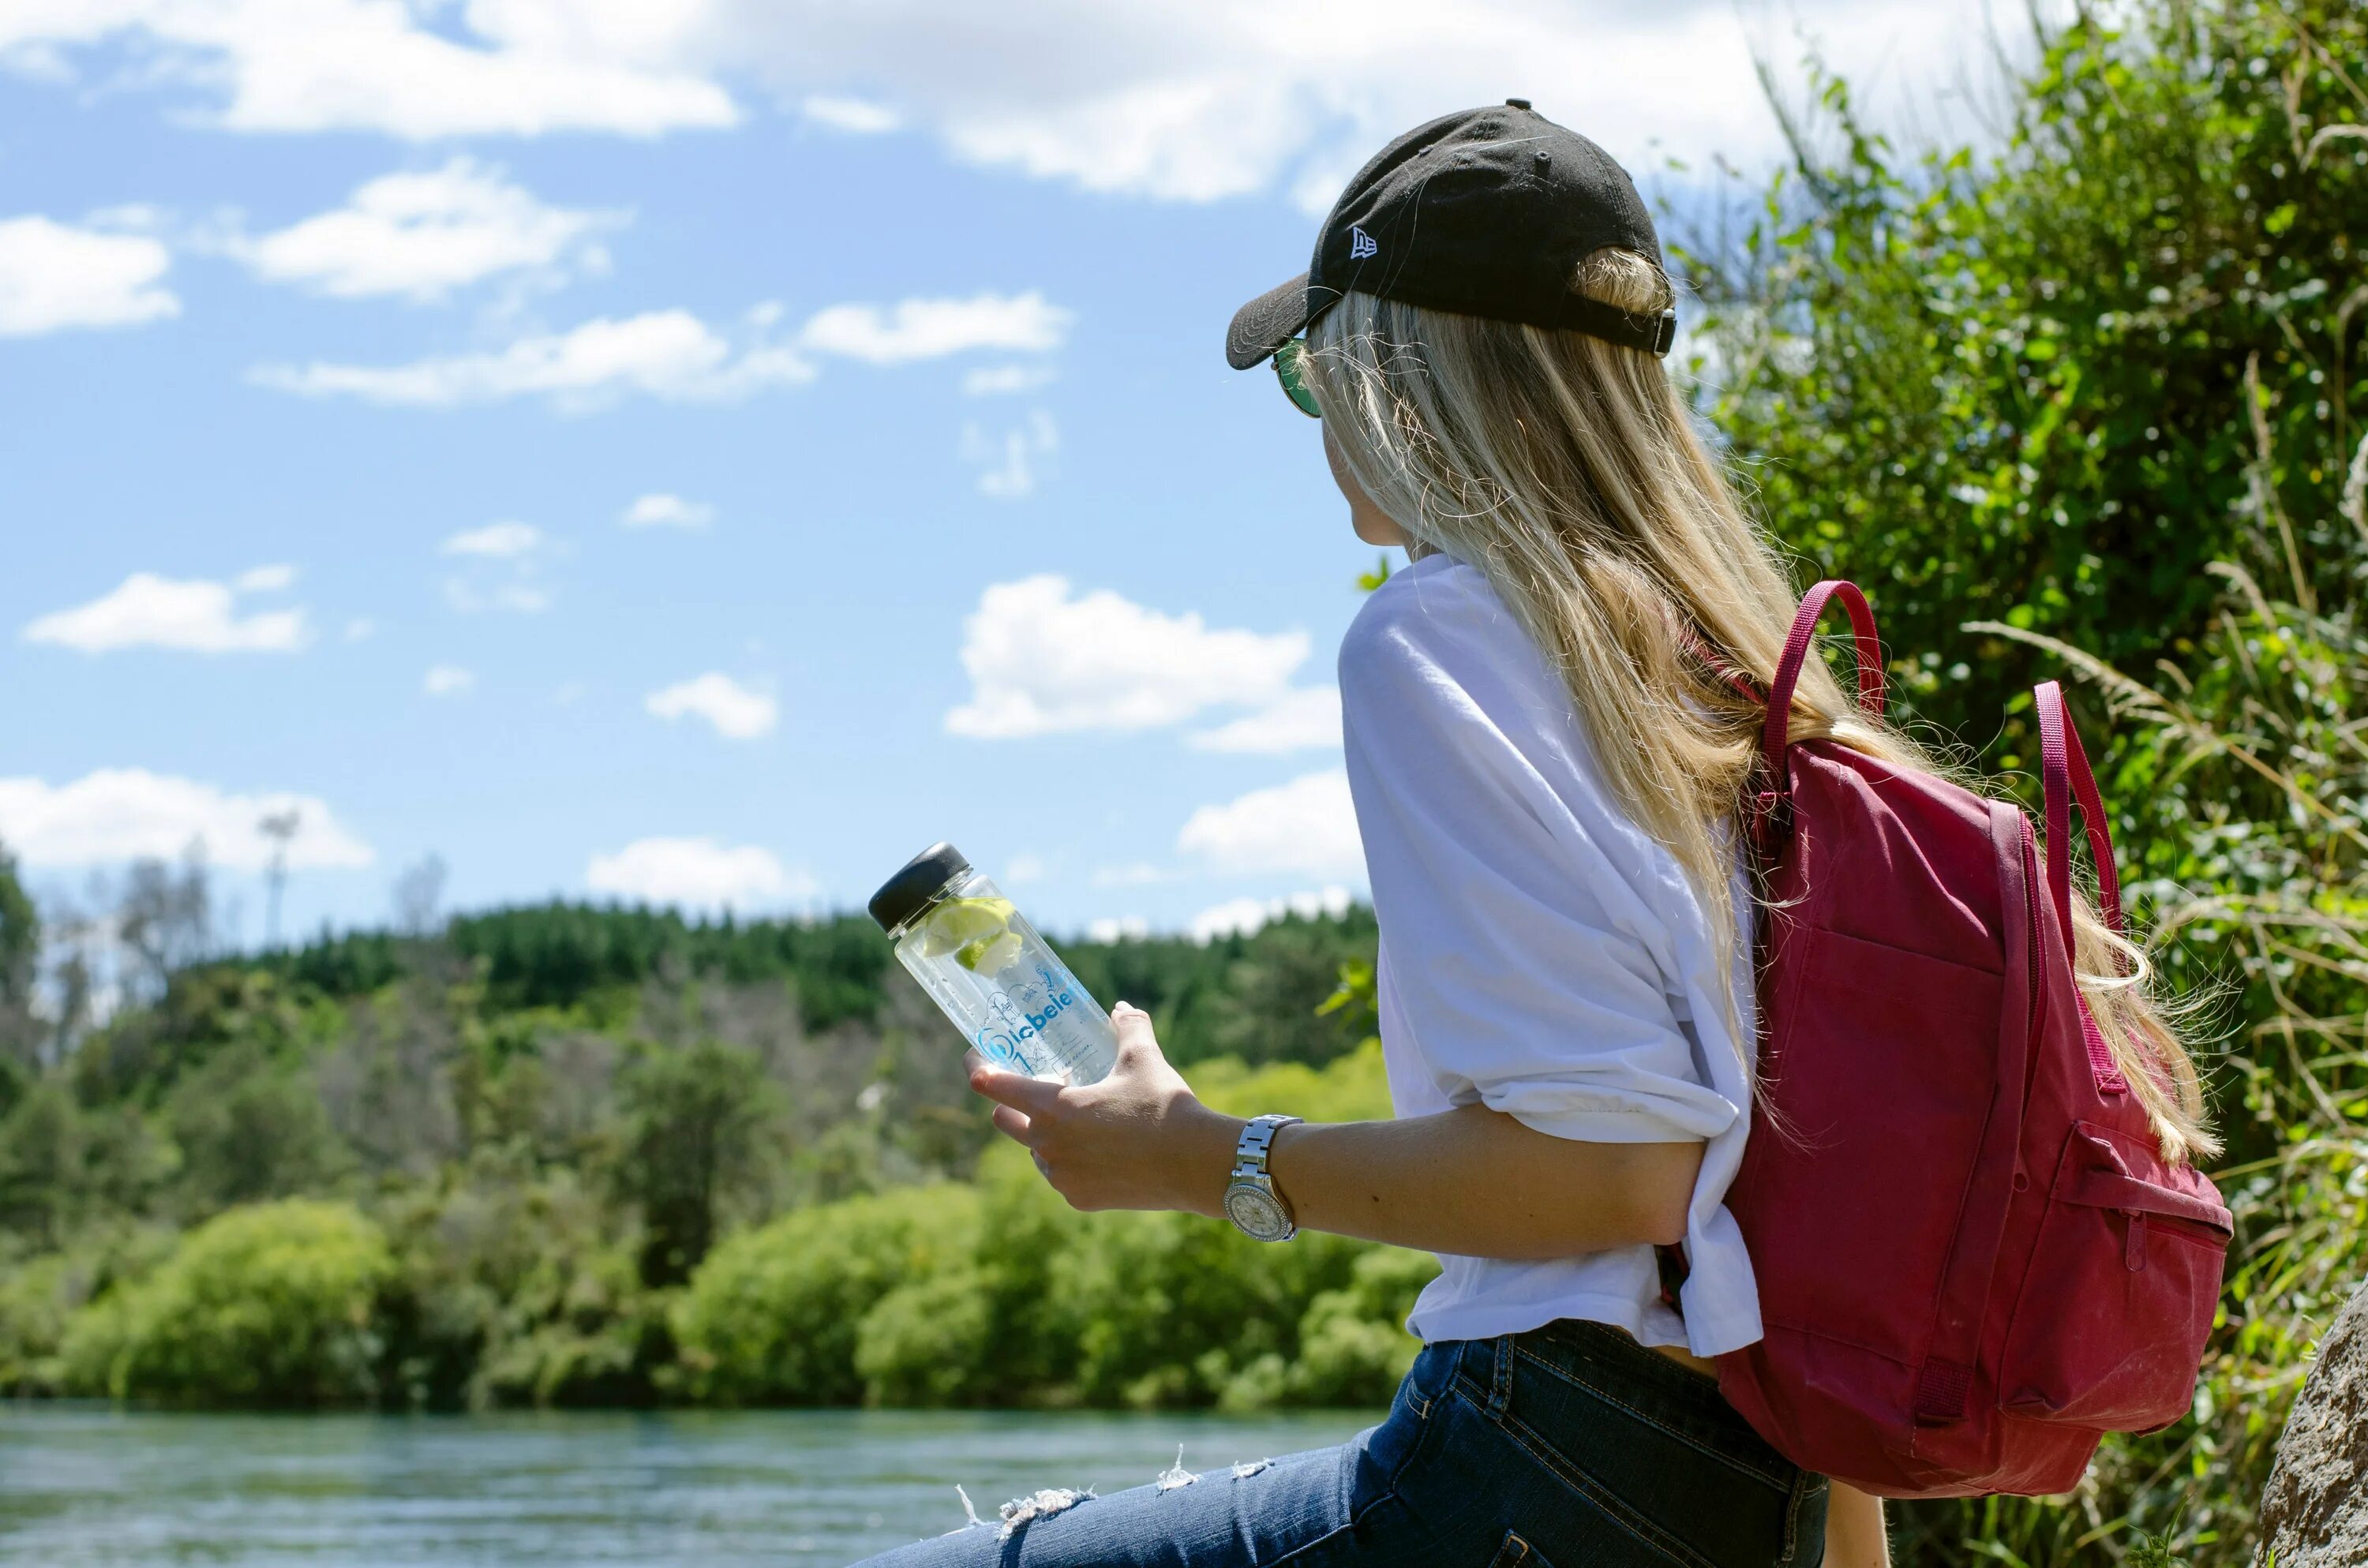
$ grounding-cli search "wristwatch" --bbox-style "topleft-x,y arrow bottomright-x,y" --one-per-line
1222,1114 -> 1304,1242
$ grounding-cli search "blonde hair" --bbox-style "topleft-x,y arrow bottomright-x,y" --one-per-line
1302,250 -> 2217,1165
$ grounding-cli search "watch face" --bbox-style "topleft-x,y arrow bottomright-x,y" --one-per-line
1224,1184 -> 1291,1241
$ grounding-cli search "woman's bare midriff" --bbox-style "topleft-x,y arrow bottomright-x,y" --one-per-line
1652,1341 -> 1722,1379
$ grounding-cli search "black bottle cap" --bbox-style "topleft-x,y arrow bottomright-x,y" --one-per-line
868,841 -> 972,934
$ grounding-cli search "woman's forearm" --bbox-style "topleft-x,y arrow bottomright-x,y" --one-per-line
1186,1104 -> 1701,1259
972,1009 -> 1702,1262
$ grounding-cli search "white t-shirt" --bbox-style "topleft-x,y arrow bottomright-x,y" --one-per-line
1339,551 -> 1763,1359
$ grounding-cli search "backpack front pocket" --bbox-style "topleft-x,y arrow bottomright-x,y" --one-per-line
1996,1121 -> 2230,1430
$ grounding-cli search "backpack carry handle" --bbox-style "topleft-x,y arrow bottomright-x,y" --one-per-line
2034,679 -> 2131,1096
2033,680 -> 2126,938
1762,580 -> 1887,787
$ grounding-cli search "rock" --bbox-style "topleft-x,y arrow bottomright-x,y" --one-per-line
2258,1280 -> 2368,1568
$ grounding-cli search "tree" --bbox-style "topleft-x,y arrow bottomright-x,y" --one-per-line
114,851 -> 212,1005
610,1042 -> 784,1285
0,841 -> 38,1072
1681,0 -> 2368,744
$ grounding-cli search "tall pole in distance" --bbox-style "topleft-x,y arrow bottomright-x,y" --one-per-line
257,809 -> 301,949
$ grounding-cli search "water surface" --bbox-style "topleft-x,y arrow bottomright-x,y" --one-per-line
0,1405 -> 1377,1566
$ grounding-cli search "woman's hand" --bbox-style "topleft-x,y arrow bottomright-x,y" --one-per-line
968,1002 -> 1244,1216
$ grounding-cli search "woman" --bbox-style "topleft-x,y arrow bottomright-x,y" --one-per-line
863,102 -> 2209,1568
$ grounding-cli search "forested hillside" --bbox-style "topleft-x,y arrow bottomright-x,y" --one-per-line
0,878 -> 1411,1413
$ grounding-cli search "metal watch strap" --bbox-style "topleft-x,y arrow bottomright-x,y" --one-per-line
1233,1113 -> 1300,1184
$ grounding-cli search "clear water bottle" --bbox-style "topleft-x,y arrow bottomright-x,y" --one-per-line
867,842 -> 1117,1085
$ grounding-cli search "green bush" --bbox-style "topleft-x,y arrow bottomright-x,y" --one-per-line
62,1199 -> 392,1406
0,1253 -> 76,1395
1684,0 -> 2368,746
1276,1246 -> 1440,1409
672,1182 -> 981,1404
376,1166 -> 673,1411
853,1268 -> 996,1406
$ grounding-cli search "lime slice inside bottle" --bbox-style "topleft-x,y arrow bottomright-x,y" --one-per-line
916,896 -> 1016,958
956,930 -> 1025,975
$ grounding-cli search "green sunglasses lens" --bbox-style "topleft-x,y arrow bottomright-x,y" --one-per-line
1274,339 -> 1322,418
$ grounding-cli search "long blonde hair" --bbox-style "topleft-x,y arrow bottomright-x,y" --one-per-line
1302,250 -> 2217,1165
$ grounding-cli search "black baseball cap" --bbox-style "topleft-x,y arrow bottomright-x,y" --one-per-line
1226,99 -> 1673,370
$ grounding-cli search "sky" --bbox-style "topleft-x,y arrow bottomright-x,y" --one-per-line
0,0 -> 2053,948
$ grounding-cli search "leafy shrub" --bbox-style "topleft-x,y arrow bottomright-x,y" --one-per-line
853,1268 -> 996,1406
0,1253 -> 76,1395
62,1199 -> 392,1407
1684,0 -> 2368,745
376,1166 -> 673,1410
672,1183 -> 981,1404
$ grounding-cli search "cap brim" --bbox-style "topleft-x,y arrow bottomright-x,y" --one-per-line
1226,273 -> 1321,370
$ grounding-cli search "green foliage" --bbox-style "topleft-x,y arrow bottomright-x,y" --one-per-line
62,1199 -> 392,1407
372,1165 -> 672,1411
0,842 -> 38,1075
165,1044 -> 345,1214
0,1253 -> 77,1395
671,1183 -> 983,1405
0,863 -> 1385,1412
1684,0 -> 2368,743
668,1046 -> 1432,1413
610,1041 -> 782,1285
1060,909 -> 1382,1068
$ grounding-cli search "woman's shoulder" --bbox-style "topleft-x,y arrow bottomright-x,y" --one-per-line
1340,552 -> 1540,689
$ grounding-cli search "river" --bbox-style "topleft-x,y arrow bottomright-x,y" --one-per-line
0,1405 -> 1377,1566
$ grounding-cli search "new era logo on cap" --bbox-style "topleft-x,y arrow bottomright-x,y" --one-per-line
1348,225 -> 1377,260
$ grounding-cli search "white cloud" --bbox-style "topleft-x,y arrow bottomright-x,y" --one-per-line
250,309 -> 815,410
586,836 -> 811,911
646,672 -> 777,739
946,575 -> 1308,739
621,492 -> 714,530
1189,686 -> 1342,754
963,410 -> 1058,499
236,158 -> 620,301
1004,852 -> 1047,885
22,571 -> 307,655
1087,915 -> 1148,943
800,291 -> 1071,365
664,2 -> 2045,208
0,2 -> 736,140
963,363 -> 1056,396
0,215 -> 176,336
441,520 -> 543,558
1,5 -> 2061,205
0,767 -> 372,871
440,522 -> 555,612
1178,769 -> 1364,880
444,582 -> 553,615
343,617 -> 376,641
804,95 -> 899,133
1190,885 -> 1353,944
233,562 -> 298,593
423,664 -> 474,696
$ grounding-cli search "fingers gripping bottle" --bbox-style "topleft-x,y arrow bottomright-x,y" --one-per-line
867,842 -> 1117,1085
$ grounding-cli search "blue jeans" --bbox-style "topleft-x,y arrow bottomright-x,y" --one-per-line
856,1319 -> 1828,1567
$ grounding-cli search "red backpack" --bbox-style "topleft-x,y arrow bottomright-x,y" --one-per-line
1711,581 -> 2231,1498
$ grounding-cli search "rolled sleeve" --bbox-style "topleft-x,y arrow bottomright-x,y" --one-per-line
1344,592 -> 1740,1148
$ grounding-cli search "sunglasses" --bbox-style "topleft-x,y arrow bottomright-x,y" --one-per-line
1274,338 -> 1321,419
